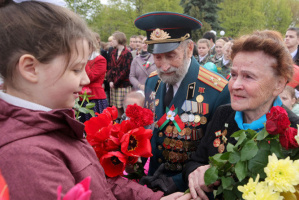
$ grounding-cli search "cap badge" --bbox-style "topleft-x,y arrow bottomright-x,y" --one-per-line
150,28 -> 171,41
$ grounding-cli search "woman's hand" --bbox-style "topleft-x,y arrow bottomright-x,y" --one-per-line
109,82 -> 114,88
139,84 -> 145,91
188,165 -> 219,200
161,192 -> 193,200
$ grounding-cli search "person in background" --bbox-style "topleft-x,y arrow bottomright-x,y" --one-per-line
279,86 -> 296,110
0,1 -> 189,200
216,40 -> 233,79
131,35 -> 145,58
203,31 -> 216,55
107,31 -> 133,121
285,27 -> 299,66
0,76 -> 3,91
135,11 -> 230,195
210,39 -> 226,64
183,30 -> 299,200
292,85 -> 299,116
197,38 -> 212,65
79,34 -> 108,123
129,37 -> 156,91
129,35 -> 137,52
121,90 -> 145,121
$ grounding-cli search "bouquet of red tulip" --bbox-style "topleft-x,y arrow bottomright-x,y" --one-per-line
84,105 -> 154,178
204,106 -> 299,199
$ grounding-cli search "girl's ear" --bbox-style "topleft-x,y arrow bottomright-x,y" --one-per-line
17,54 -> 39,83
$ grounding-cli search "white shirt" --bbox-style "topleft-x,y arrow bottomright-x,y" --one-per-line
199,54 -> 208,62
291,48 -> 298,59
166,58 -> 191,97
0,91 -> 51,111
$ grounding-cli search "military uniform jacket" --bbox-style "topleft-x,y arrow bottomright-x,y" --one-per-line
144,57 -> 231,191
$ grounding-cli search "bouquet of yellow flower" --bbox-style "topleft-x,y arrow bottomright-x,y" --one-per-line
204,106 -> 299,199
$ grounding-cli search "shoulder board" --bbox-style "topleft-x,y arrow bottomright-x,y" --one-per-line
197,67 -> 228,92
149,70 -> 158,77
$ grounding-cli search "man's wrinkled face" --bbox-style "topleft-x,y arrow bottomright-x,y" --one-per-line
153,42 -> 193,85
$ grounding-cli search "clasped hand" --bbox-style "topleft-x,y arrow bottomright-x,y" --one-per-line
188,165 -> 220,200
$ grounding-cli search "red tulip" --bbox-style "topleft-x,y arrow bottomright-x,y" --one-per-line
121,127 -> 153,158
100,152 -> 127,177
0,171 -> 9,200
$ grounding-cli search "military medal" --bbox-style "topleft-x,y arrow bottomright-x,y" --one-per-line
162,150 -> 169,160
200,116 -> 207,124
155,99 -> 159,106
172,126 -> 178,138
178,128 -> 186,136
180,113 -> 189,123
170,139 -> 176,148
188,113 -> 195,122
218,143 -> 225,153
165,125 -> 173,137
213,138 -> 221,147
150,91 -> 156,100
196,95 -> 204,103
158,131 -> 163,137
175,140 -> 183,150
194,114 -> 201,123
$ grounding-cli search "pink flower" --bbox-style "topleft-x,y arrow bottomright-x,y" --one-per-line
57,177 -> 92,200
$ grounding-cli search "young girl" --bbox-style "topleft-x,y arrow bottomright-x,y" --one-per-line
0,1 -> 185,200
197,38 -> 212,65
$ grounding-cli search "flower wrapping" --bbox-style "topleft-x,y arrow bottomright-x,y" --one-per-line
84,105 -> 153,178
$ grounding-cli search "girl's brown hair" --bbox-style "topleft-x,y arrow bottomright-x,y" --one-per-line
0,0 -> 95,83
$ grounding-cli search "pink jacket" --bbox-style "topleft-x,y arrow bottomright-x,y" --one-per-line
0,99 -> 163,200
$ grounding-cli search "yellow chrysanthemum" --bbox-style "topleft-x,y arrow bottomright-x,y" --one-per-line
264,154 -> 299,193
238,174 -> 260,199
253,181 -> 283,200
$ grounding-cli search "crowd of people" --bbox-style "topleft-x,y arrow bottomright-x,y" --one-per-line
0,1 -> 299,200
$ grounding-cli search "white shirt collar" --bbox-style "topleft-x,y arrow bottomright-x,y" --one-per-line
291,48 -> 298,59
0,91 -> 52,111
166,58 -> 191,97
199,54 -> 208,62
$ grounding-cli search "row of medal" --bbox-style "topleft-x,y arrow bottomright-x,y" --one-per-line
162,137 -> 200,152
180,99 -> 209,125
213,123 -> 229,153
162,124 -> 204,140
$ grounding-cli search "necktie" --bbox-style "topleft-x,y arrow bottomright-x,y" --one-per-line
164,84 -> 173,109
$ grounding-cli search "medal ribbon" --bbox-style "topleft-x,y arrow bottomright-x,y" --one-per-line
157,105 -> 185,132
143,61 -> 151,68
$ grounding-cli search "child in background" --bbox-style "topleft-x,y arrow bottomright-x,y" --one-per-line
121,90 -> 145,121
197,38 -> 212,65
292,86 -> 299,116
279,86 -> 296,110
0,1 -> 185,200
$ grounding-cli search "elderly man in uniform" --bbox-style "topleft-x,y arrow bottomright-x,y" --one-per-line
135,12 -> 230,194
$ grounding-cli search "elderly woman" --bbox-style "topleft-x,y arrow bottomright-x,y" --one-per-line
129,37 -> 156,90
182,30 -> 299,200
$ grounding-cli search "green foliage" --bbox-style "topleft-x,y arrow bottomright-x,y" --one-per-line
218,0 -> 292,38
74,91 -> 95,121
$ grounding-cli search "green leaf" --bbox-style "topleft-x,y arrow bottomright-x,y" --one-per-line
216,185 -> 223,195
270,139 -> 284,159
290,148 -> 299,160
220,152 -> 230,160
246,129 -> 258,139
226,143 -> 234,152
231,130 -> 245,138
235,161 -> 247,182
234,131 -> 247,148
223,189 -> 237,200
240,140 -> 258,161
78,107 -> 91,114
258,140 -> 270,151
221,176 -> 234,190
85,103 -> 95,109
209,154 -> 227,167
204,166 -> 219,185
256,128 -> 269,141
229,151 -> 240,164
248,149 -> 269,179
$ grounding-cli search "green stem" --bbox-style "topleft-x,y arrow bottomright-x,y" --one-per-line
75,93 -> 87,119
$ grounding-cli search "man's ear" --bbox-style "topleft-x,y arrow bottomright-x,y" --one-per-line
187,41 -> 194,58
17,54 -> 39,83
